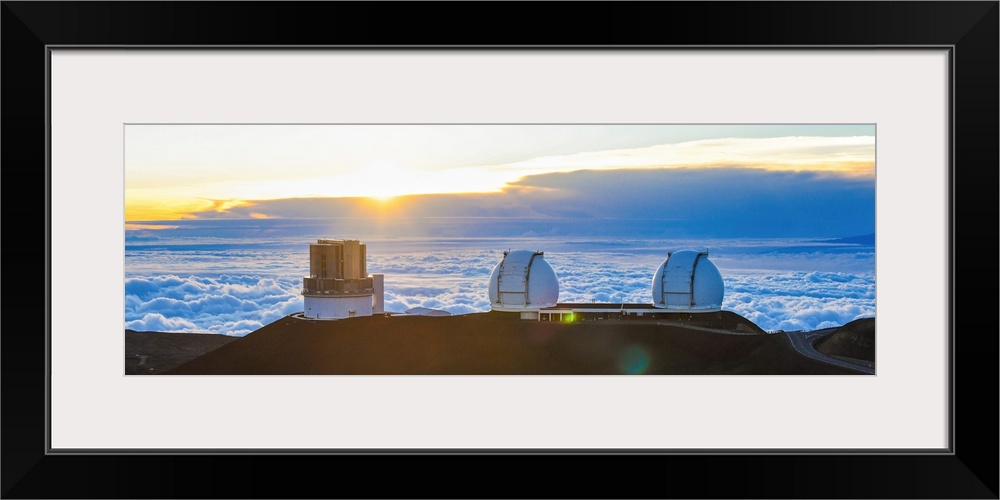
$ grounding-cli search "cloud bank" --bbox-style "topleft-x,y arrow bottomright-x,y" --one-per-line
125,245 -> 874,336
126,125 -> 874,219
125,274 -> 304,336
723,271 -> 875,332
163,167 -> 874,239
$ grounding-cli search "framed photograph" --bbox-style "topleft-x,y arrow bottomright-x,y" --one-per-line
4,2 -> 996,498
122,122 -> 878,377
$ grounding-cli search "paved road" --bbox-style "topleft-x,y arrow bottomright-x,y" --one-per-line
653,320 -> 759,336
783,329 -> 876,374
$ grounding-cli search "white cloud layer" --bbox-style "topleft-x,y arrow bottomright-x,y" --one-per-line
125,274 -> 304,336
722,271 -> 875,332
125,243 -> 874,336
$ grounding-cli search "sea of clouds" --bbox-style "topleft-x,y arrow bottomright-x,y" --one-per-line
125,240 -> 874,336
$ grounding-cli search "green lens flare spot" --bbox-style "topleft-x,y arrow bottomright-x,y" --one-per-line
618,345 -> 650,375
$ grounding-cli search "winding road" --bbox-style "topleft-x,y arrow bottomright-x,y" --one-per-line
782,329 -> 875,375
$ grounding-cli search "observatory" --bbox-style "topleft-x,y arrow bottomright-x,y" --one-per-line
302,239 -> 384,320
488,250 -> 559,320
484,248 -> 727,322
651,250 -> 724,312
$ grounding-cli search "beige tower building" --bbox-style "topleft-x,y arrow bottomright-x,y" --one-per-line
303,239 -> 384,319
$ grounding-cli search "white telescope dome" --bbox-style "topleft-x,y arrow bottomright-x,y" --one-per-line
651,250 -> 724,312
488,250 -> 559,311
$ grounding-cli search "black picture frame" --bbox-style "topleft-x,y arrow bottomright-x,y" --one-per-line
3,2 -> 996,498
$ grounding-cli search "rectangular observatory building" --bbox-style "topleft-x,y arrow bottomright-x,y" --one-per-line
302,238 -> 382,319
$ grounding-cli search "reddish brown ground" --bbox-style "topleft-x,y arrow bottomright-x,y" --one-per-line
126,330 -> 238,375
813,317 -> 876,363
162,312 -> 855,375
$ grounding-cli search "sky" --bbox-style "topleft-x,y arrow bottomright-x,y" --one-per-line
125,124 -> 876,232
123,124 -> 876,335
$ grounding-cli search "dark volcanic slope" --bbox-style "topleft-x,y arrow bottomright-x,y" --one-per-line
126,330 -> 238,375
166,312 -> 854,375
813,317 -> 876,363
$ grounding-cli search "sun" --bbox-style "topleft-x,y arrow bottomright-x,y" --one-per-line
369,194 -> 397,203
360,160 -> 409,202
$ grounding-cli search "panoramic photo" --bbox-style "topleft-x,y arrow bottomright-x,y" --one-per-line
124,124 -> 875,375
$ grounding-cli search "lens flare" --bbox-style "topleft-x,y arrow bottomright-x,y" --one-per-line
618,345 -> 651,375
